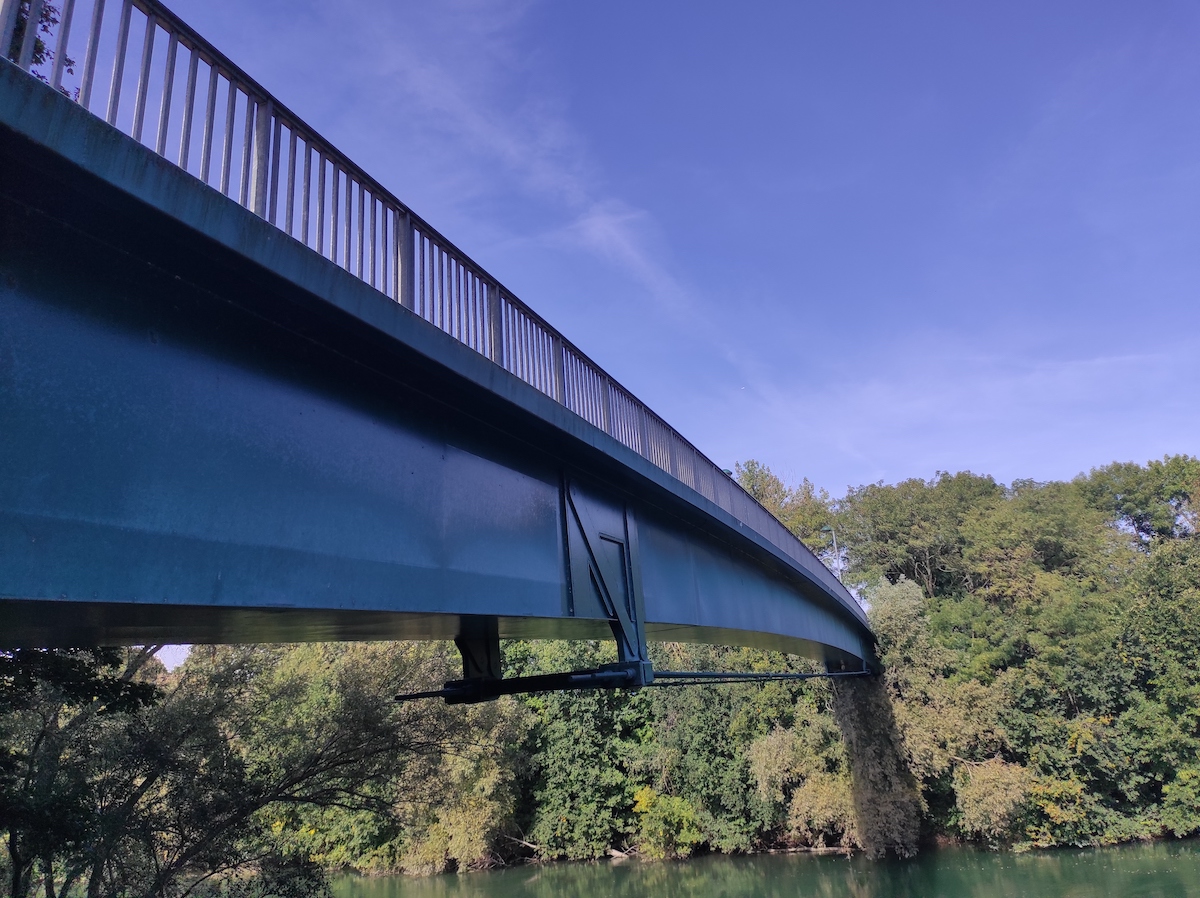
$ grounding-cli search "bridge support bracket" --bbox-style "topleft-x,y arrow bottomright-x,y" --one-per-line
395,660 -> 655,705
453,616 -> 502,681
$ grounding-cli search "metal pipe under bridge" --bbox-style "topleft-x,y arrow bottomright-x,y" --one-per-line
0,0 -> 875,690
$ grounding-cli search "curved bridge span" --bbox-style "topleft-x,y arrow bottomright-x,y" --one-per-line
0,0 -> 874,680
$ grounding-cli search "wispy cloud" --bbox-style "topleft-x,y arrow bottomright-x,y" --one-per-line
721,340 -> 1200,491
305,1 -> 676,284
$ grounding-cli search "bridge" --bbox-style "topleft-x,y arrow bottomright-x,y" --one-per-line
0,0 -> 874,694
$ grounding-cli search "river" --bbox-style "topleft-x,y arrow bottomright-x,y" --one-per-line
333,840 -> 1200,897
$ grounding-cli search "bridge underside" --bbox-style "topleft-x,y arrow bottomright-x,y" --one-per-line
0,62 -> 874,672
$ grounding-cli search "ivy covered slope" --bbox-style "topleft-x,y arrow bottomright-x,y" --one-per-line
830,456 -> 1200,848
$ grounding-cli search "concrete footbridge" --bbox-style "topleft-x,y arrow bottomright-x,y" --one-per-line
0,0 -> 874,693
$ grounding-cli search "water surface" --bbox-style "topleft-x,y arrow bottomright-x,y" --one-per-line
334,840 -> 1200,898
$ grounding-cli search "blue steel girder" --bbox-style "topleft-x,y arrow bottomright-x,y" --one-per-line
0,61 -> 876,673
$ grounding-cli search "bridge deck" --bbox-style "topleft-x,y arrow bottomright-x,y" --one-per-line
0,14 -> 873,672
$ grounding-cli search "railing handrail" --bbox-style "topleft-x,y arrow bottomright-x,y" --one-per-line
0,0 -> 866,626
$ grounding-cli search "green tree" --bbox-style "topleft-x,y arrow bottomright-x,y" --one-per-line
0,642 -> 501,895
736,460 -> 833,551
1081,456 -> 1200,542
839,471 -> 1003,596
509,641 -> 646,860
0,648 -> 159,898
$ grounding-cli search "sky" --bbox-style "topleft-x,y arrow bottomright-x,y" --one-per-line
165,0 -> 1200,496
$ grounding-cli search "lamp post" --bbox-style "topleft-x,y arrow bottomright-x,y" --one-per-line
820,525 -> 841,582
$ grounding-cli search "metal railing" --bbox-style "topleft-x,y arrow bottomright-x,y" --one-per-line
0,0 -> 854,611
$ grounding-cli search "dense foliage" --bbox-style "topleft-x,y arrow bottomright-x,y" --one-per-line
2,455 -> 1197,891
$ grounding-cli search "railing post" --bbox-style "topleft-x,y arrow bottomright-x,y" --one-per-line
637,406 -> 651,461
105,0 -> 133,126
50,0 -> 76,91
130,10 -> 156,143
268,116 -> 283,226
16,0 -> 45,70
0,0 -> 21,64
155,31 -> 179,156
600,376 -> 613,435
551,335 -> 566,404
78,0 -> 106,109
398,210 -> 414,311
487,282 -> 505,368
251,97 -> 272,218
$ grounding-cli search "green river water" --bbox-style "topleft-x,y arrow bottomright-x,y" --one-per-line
332,840 -> 1200,898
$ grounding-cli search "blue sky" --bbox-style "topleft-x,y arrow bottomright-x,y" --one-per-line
171,0 -> 1200,495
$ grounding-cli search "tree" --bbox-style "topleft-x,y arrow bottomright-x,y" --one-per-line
839,471 -> 1003,596
0,642 -> 500,896
0,647 -> 160,898
735,460 -> 833,551
509,640 -> 645,860
1081,456 -> 1200,543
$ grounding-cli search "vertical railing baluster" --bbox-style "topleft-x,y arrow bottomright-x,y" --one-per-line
16,0 -> 46,70
530,318 -> 538,387
520,314 -> 531,384
368,196 -> 376,288
219,77 -> 236,194
435,245 -> 444,328
474,276 -> 483,350
155,30 -> 178,155
487,284 -> 504,366
427,240 -> 436,321
284,128 -> 296,234
379,204 -> 390,297
301,141 -> 312,244
422,232 -> 431,318
506,304 -> 516,375
523,319 -> 532,386
50,0 -> 77,90
342,172 -> 351,269
239,91 -> 255,206
390,209 -> 400,303
78,0 -> 106,109
399,212 -> 414,310
266,112 -> 281,224
600,375 -> 613,435
0,0 -> 22,65
428,242 -> 435,323
356,181 -> 365,278
105,0 -> 133,125
178,44 -> 198,168
520,309 -> 530,381
419,236 -> 427,318
199,61 -> 217,182
549,333 -> 564,400
512,310 -> 521,379
455,261 -> 463,340
316,152 -> 326,255
249,94 -> 273,213
329,165 -> 339,262
130,11 -> 155,142
466,275 -> 474,348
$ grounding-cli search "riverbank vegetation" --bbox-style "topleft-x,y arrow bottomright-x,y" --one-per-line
1,455 -> 1197,894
